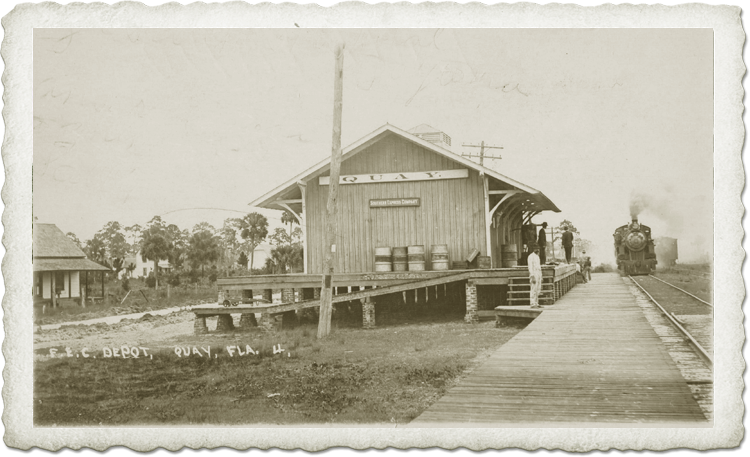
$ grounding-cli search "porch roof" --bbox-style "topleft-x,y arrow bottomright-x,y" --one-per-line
33,258 -> 111,272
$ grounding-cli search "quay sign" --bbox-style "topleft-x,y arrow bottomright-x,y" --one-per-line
319,169 -> 468,185
369,198 -> 420,208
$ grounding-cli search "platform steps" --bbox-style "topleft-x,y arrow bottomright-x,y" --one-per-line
507,276 -> 554,305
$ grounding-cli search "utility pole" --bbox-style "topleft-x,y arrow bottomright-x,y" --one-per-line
461,141 -> 503,166
318,44 -> 344,339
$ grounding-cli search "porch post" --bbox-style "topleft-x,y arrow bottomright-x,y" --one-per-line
298,181 -> 308,274
51,272 -> 57,308
482,175 -> 492,267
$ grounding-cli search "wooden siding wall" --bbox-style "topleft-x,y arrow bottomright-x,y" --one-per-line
306,134 -> 487,274
70,271 -> 80,298
39,271 -> 79,299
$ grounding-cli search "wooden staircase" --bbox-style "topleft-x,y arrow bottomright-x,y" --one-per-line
507,276 -> 554,305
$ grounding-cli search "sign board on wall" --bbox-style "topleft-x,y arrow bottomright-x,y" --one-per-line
369,198 -> 421,208
319,169 -> 468,185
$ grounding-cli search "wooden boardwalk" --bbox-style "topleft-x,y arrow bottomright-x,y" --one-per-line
411,273 -> 708,425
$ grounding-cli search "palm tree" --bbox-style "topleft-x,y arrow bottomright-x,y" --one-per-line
281,210 -> 297,238
188,229 -> 221,276
271,244 -> 303,274
239,212 -> 269,270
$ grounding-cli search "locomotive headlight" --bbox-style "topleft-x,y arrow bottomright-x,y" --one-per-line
625,231 -> 647,251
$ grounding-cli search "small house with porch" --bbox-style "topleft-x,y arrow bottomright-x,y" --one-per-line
33,223 -> 110,308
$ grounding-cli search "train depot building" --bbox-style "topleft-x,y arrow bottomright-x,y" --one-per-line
207,124 -> 577,332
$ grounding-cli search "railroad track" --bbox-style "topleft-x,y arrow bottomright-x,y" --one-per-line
627,274 -> 714,421
629,274 -> 713,367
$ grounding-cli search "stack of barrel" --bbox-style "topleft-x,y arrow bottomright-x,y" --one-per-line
392,247 -> 408,271
407,245 -> 425,271
375,247 -> 393,272
431,244 -> 449,270
374,244 -> 449,271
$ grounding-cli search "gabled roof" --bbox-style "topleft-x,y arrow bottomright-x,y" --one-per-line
33,223 -> 87,258
249,124 -> 560,212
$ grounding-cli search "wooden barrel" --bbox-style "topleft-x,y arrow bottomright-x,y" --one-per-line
407,245 -> 425,271
501,244 -> 518,268
431,244 -> 449,270
477,256 -> 491,269
374,247 -> 392,272
392,246 -> 408,271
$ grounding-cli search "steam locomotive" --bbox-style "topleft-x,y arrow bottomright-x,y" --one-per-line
613,218 -> 657,275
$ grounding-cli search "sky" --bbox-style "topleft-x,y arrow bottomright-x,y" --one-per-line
33,28 -> 714,264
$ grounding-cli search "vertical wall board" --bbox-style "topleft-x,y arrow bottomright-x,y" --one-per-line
70,271 -> 80,298
306,133 -> 489,274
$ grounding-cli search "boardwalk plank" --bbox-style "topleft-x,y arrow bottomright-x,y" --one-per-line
410,273 -> 707,425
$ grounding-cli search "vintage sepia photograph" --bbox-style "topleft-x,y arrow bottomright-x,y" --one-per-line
1,1 -> 745,452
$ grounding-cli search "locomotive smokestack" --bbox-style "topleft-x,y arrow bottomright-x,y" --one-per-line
632,216 -> 639,224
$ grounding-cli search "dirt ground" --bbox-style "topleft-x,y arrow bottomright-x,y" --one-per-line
34,310 -> 231,357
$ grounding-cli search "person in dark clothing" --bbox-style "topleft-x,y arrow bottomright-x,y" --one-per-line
537,222 -> 548,264
582,251 -> 592,280
562,227 -> 574,264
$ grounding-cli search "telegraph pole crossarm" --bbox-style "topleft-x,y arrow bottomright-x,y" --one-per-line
462,140 -> 503,166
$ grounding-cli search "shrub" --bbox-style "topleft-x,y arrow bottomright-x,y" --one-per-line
166,272 -> 181,287
121,278 -> 130,292
208,272 -> 218,284
145,272 -> 156,288
187,269 -> 201,284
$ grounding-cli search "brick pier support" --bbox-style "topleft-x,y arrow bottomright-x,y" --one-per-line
194,315 -> 208,334
362,297 -> 375,329
465,280 -> 479,323
281,288 -> 295,303
216,314 -> 235,332
259,313 -> 282,331
217,289 -> 226,305
240,313 -> 258,328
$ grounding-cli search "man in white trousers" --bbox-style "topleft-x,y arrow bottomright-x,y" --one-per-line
528,245 -> 542,309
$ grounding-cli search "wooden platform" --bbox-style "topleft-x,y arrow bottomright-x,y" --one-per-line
411,273 -> 708,425
216,265 -> 574,290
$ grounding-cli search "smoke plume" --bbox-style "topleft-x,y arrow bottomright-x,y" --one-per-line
628,190 -> 684,235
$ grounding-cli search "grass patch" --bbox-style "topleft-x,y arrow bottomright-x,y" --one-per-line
35,279 -> 218,326
35,320 -> 519,425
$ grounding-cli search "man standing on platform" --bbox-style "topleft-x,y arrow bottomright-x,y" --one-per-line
582,251 -> 592,281
537,222 -> 548,264
528,245 -> 542,309
562,226 -> 574,264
